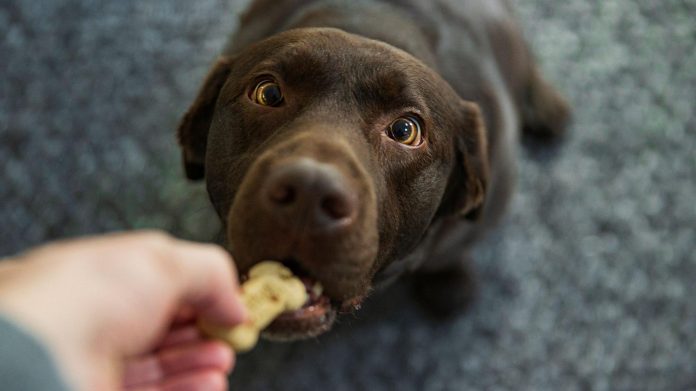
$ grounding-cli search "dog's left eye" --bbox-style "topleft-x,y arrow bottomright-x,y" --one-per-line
387,116 -> 423,146
253,80 -> 283,106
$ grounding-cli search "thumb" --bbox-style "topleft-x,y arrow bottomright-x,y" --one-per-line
161,241 -> 247,327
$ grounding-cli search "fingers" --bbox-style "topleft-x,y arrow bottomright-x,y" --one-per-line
0,231 -> 243,391
172,307 -> 196,326
123,340 -> 234,389
128,370 -> 227,391
157,325 -> 201,350
76,230 -> 247,327
156,237 -> 247,327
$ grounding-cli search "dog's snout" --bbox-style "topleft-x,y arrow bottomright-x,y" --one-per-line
264,158 -> 357,232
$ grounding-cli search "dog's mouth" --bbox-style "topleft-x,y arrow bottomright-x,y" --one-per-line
240,259 -> 349,340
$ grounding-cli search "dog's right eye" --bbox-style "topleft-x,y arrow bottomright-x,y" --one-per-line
253,80 -> 284,107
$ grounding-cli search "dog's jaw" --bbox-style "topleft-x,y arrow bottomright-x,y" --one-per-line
230,257 -> 371,340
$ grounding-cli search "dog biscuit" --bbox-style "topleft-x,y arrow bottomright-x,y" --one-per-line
199,261 -> 308,352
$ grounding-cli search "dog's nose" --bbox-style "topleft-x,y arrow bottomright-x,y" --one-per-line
263,158 -> 357,232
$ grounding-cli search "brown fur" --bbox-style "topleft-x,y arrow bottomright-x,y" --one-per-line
177,0 -> 570,334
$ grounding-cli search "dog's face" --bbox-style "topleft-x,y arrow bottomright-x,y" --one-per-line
178,28 -> 488,339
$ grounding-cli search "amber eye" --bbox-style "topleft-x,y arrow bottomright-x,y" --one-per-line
253,80 -> 283,106
387,116 -> 423,146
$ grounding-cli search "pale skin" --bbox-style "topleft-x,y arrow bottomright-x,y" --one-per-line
0,231 -> 248,391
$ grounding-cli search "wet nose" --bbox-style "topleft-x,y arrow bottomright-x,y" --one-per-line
263,158 -> 357,232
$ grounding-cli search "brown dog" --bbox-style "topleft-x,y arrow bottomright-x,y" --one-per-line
177,0 -> 569,340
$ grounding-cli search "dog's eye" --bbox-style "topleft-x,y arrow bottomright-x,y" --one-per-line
253,80 -> 283,106
387,117 -> 423,146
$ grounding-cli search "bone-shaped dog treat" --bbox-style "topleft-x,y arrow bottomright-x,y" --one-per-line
199,261 -> 308,352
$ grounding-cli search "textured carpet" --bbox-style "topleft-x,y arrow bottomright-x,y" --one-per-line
1,1 -> 695,390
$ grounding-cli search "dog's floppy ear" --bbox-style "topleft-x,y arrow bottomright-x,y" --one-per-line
440,101 -> 490,220
177,57 -> 233,180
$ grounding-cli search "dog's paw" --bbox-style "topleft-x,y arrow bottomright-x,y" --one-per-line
520,72 -> 571,144
411,262 -> 477,319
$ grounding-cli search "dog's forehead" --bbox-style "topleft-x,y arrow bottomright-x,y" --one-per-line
243,28 -> 458,117
253,28 -> 434,81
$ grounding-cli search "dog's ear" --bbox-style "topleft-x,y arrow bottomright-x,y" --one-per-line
177,57 -> 233,180
439,101 -> 490,221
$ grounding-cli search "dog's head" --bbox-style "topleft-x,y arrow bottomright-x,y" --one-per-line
178,28 -> 488,339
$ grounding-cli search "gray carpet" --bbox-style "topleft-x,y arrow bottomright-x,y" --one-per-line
1,1 -> 695,390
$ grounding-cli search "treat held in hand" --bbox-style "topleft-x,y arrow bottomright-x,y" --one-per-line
199,261 -> 327,352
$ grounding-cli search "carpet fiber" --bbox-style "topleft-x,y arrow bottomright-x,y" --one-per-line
1,1 -> 695,390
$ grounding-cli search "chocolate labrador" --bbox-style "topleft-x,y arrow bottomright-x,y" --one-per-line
177,0 -> 569,340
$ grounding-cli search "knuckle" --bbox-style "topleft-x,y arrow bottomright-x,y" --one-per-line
205,245 -> 235,271
209,245 -> 232,262
135,230 -> 173,246
134,231 -> 176,259
125,231 -> 178,275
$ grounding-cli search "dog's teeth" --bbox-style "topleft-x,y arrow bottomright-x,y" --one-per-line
312,282 -> 323,296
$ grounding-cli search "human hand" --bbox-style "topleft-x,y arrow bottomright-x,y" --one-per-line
0,231 -> 247,391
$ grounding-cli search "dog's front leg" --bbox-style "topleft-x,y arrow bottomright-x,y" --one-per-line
410,220 -> 479,318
